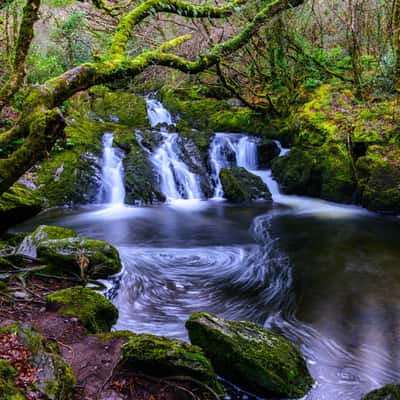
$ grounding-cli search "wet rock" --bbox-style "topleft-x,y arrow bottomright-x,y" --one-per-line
186,312 -> 313,398
46,287 -> 118,334
37,236 -> 122,279
18,225 -> 78,257
121,333 -> 224,396
0,184 -> 43,233
362,384 -> 400,400
219,167 -> 271,202
257,139 -> 280,168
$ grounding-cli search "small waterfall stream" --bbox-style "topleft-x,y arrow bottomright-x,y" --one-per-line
146,98 -> 203,201
98,133 -> 126,205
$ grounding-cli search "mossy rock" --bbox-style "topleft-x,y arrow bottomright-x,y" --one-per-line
319,143 -> 355,203
121,333 -> 224,396
33,94 -> 105,207
257,139 -> 280,168
220,167 -> 271,202
356,146 -> 400,214
362,384 -> 400,400
272,148 -> 321,197
46,287 -> 118,333
89,86 -> 149,129
0,184 -> 42,232
18,225 -> 78,257
37,237 -> 122,279
186,312 -> 313,399
0,324 -> 76,399
0,359 -> 25,400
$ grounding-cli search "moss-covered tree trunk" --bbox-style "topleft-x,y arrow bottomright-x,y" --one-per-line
0,0 -> 305,196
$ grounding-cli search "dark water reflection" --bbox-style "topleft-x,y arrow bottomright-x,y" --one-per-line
14,201 -> 400,400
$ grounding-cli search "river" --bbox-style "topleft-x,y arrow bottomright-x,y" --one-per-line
13,99 -> 400,400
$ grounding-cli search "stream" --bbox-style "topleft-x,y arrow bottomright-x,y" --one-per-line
14,99 -> 400,400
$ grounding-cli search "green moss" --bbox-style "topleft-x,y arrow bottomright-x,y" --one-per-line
37,237 -> 122,278
27,225 -> 78,246
362,384 -> 400,400
0,359 -> 25,400
356,146 -> 400,214
0,324 -> 76,400
121,333 -> 224,396
220,167 -> 271,202
46,287 -> 118,333
89,86 -> 149,129
186,312 -> 313,399
0,184 -> 42,232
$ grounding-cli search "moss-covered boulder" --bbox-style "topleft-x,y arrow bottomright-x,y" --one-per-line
121,333 -> 224,396
272,144 -> 355,203
356,146 -> 400,214
257,139 -> 280,168
0,324 -> 76,399
186,312 -> 313,398
0,184 -> 43,233
46,287 -> 118,333
220,167 -> 271,202
37,237 -> 122,278
17,225 -> 78,257
362,384 -> 400,400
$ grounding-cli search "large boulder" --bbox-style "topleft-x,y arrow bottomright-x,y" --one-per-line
186,312 -> 313,398
0,184 -> 43,233
219,167 -> 271,202
46,287 -> 118,333
356,146 -> 400,214
121,333 -> 224,396
0,324 -> 76,400
37,236 -> 122,279
362,384 -> 400,400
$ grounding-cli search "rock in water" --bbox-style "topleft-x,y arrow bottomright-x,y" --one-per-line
362,384 -> 400,400
186,312 -> 313,398
219,167 -> 271,202
120,333 -> 224,396
37,236 -> 122,278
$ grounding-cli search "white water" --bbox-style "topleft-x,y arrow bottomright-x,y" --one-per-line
98,133 -> 126,205
209,133 -> 369,218
146,98 -> 203,202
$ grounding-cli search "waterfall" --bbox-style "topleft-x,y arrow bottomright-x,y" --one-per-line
146,98 -> 203,201
98,133 -> 126,205
209,133 -> 259,198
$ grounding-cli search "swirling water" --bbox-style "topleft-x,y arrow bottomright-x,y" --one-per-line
14,102 -> 400,400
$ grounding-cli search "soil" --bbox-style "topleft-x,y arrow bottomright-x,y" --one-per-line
0,275 -> 219,400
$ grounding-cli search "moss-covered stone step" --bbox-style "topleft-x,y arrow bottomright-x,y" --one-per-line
219,167 -> 271,202
46,287 -> 118,334
121,332 -> 224,396
186,312 -> 313,398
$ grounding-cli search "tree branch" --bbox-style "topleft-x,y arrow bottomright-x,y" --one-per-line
0,0 -> 41,110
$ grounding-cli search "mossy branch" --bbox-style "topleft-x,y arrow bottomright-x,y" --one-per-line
0,0 -> 41,110
110,0 -> 248,58
0,0 -> 305,196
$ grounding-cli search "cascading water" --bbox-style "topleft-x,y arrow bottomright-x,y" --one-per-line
146,98 -> 203,201
98,133 -> 126,205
